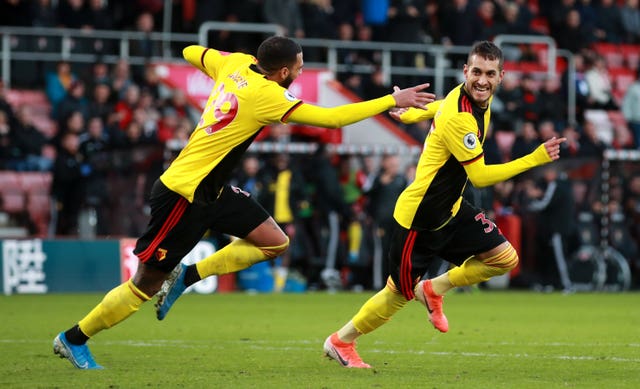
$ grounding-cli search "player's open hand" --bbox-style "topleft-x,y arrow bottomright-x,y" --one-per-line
391,83 -> 435,109
389,107 -> 409,121
544,136 -> 567,161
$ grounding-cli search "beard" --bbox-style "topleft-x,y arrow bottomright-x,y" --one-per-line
280,74 -> 295,89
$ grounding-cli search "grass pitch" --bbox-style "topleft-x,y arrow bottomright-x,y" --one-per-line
1,290 -> 639,388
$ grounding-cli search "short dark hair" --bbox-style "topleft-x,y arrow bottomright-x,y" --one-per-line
468,41 -> 504,70
257,36 -> 302,74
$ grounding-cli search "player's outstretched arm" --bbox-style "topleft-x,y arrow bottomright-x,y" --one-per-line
286,83 -> 436,128
464,137 -> 567,188
389,100 -> 443,124
390,83 -> 436,109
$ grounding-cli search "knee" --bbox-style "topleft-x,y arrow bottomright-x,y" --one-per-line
260,236 -> 290,258
489,246 -> 519,275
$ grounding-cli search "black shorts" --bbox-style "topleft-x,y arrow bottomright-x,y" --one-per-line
133,180 -> 270,272
388,200 -> 506,299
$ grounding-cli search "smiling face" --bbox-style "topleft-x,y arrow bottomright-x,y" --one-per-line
463,54 -> 503,109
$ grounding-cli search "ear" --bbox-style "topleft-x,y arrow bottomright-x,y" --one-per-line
279,66 -> 290,80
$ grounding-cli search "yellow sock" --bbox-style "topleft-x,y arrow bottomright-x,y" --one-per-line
352,277 -> 409,334
78,279 -> 150,338
448,244 -> 519,287
196,238 -> 289,279
348,221 -> 362,257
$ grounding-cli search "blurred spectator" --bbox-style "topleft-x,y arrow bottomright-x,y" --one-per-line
301,0 -> 337,62
561,51 -> 591,122
46,61 -> 77,118
363,67 -> 390,100
55,110 -> 87,149
336,22 -> 365,96
494,0 -> 534,37
139,64 -> 163,100
538,76 -> 567,128
338,155 -> 368,289
594,0 -> 624,43
52,131 -> 88,235
111,59 -> 135,100
584,54 -> 618,110
477,0 -> 499,41
386,0 -> 426,86
130,11 -> 162,60
11,105 -> 53,172
31,0 -> 58,28
309,145 -> 348,290
114,84 -> 141,131
520,74 -> 541,124
88,82 -> 115,126
0,110 -> 20,169
135,89 -> 161,133
612,119 -> 634,150
621,0 -> 640,44
355,24 -> 381,65
263,0 -> 305,38
577,119 -> 608,158
494,73 -> 523,132
441,0 -> 483,48
86,0 -> 113,30
622,68 -> 640,148
538,119 -> 559,141
549,0 -> 576,34
156,108 -> 179,145
576,0 -> 597,37
525,165 -> 577,291
555,9 -> 592,53
230,154 -> 263,198
84,0 -> 115,54
0,80 -> 16,127
78,116 -> 112,235
0,0 -> 31,26
560,124 -> 581,157
57,0 -> 90,29
84,61 -> 112,97
361,0 -> 389,41
366,154 -> 406,286
511,121 -> 541,160
333,0 -> 360,26
623,173 -> 640,256
162,89 -> 196,124
57,80 -> 89,125
422,0 -> 443,43
257,153 -> 306,291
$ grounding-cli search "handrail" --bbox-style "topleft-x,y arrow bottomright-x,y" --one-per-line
0,25 -> 574,126
493,34 -> 557,76
197,21 -> 284,46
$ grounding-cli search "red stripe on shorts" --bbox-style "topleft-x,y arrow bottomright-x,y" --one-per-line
137,197 -> 188,262
400,230 -> 417,300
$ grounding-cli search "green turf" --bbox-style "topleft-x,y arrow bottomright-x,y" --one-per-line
1,290 -> 639,388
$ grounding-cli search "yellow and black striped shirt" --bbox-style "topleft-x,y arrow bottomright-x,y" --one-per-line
394,84 -> 491,230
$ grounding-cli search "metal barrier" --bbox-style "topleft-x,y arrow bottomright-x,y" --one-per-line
0,25 -> 575,126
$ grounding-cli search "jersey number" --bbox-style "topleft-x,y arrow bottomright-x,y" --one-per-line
474,212 -> 495,233
201,84 -> 239,135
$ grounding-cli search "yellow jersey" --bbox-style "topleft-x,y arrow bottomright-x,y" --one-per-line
394,84 -> 491,230
160,46 -> 302,204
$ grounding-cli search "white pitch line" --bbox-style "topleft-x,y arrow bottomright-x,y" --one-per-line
8,338 -> 639,363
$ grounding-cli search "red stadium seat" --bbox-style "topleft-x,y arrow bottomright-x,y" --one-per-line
609,67 -> 636,103
1,192 -> 26,213
27,192 -> 51,237
0,171 -> 21,194
621,44 -> 640,70
593,43 -> 624,69
18,172 -> 52,194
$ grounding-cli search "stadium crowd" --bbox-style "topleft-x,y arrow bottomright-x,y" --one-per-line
0,0 -> 639,290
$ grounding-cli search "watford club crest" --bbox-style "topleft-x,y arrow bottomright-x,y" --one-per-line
155,248 -> 168,261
